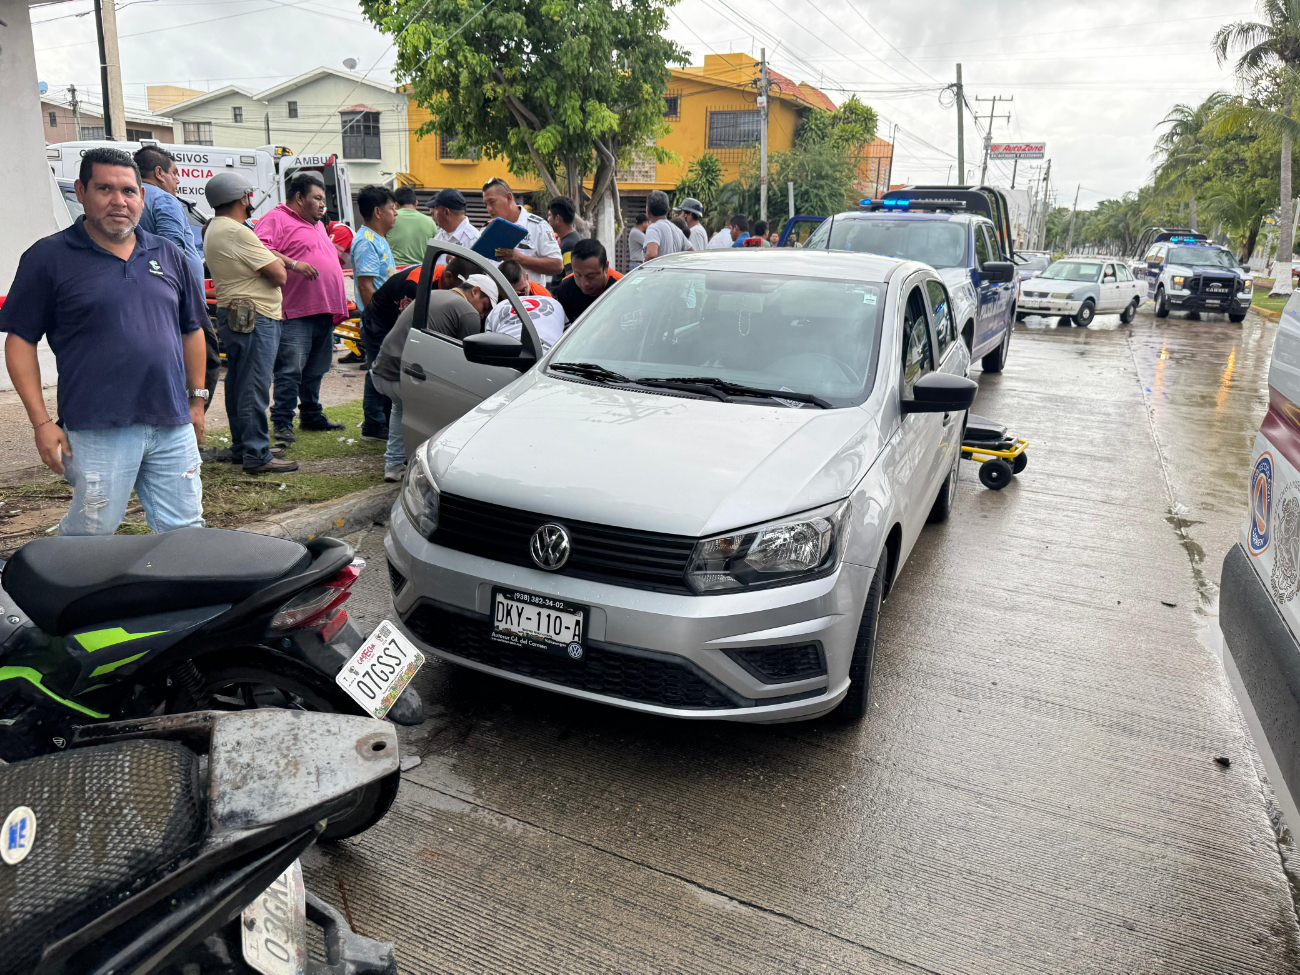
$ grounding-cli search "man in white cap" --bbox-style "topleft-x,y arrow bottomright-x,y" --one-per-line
368,272 -> 498,481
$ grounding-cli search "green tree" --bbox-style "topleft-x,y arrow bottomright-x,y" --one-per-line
1152,92 -> 1232,230
674,153 -> 723,213
365,0 -> 689,220
1214,2 -> 1300,292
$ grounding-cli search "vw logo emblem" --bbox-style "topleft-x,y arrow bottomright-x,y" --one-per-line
530,523 -> 571,571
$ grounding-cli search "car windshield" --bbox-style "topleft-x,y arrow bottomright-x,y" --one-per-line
809,218 -> 968,268
1168,246 -> 1237,268
549,267 -> 884,407
1041,262 -> 1101,282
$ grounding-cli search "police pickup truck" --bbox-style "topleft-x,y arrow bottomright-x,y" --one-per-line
1131,228 -> 1252,322
801,187 -> 1018,371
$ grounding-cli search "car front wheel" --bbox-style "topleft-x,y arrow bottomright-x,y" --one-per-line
1154,287 -> 1169,318
832,562 -> 884,723
1073,299 -> 1096,327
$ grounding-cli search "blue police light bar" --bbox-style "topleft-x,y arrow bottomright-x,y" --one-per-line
882,198 -> 910,207
858,198 -> 873,207
1169,236 -> 1206,243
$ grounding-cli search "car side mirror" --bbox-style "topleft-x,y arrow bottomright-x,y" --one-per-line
903,373 -> 979,414
980,261 -> 1016,284
463,331 -> 537,371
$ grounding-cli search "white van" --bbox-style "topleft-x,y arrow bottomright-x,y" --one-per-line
46,141 -> 354,225
1220,291 -> 1300,830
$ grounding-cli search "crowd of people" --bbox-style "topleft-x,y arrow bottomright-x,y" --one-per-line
0,146 -> 785,537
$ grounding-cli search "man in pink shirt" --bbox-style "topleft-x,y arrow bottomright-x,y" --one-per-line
254,171 -> 349,443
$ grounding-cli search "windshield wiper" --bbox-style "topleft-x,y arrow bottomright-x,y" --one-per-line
635,376 -> 832,409
548,361 -> 634,384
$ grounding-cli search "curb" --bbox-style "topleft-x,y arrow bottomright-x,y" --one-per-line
237,482 -> 398,542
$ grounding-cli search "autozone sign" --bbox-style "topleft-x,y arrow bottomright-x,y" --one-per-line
989,143 -> 1045,158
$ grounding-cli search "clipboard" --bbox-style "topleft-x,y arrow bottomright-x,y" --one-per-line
472,217 -> 529,259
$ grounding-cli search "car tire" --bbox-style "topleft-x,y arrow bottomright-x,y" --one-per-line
1073,299 -> 1096,327
1120,297 -> 1139,324
832,561 -> 884,723
1230,312 -> 1247,323
1155,287 -> 1169,318
981,325 -> 1011,373
928,443 -> 961,523
1015,312 -> 1026,322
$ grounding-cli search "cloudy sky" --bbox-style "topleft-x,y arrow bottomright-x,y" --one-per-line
31,0 -> 1260,209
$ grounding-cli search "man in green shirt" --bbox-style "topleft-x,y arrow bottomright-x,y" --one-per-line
386,186 -> 437,266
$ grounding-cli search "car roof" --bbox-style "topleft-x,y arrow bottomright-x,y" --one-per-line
650,247 -> 920,283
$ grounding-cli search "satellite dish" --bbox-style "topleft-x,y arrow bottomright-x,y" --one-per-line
38,81 -> 49,94
343,58 -> 358,71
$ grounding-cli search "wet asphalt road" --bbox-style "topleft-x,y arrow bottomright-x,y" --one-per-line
302,303 -> 1300,974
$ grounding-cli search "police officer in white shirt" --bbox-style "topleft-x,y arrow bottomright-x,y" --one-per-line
482,177 -> 563,286
485,293 -> 568,353
431,188 -> 479,265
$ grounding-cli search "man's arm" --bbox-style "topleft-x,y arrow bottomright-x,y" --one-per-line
152,194 -> 194,255
357,276 -> 378,308
257,256 -> 289,287
645,241 -> 660,260
7,334 -> 70,474
183,328 -> 206,447
267,249 -> 318,280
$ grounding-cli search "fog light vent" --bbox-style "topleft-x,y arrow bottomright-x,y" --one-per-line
727,643 -> 825,684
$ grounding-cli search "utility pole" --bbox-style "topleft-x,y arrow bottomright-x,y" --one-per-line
1037,159 -> 1051,249
69,85 -> 82,140
759,48 -> 770,223
1064,182 -> 1080,254
265,112 -> 271,144
955,64 -> 964,185
788,180 -> 795,220
884,122 -> 896,192
92,0 -> 126,140
975,94 -> 1013,185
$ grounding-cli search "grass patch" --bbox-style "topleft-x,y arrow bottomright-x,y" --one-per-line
1,400 -> 385,536
1252,291 -> 1289,315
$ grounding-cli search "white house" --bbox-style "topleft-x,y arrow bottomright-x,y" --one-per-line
161,68 -> 408,190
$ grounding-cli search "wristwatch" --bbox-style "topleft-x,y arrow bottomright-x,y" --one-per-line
187,388 -> 210,402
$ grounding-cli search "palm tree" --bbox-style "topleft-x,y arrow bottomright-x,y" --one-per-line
1214,1 -> 1300,294
1205,180 -> 1271,262
1152,92 -> 1232,231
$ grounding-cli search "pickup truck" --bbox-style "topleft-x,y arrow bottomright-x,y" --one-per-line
801,197 -> 1018,371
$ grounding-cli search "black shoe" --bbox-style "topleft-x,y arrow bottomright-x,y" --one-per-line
360,428 -> 389,443
338,351 -> 364,364
246,457 -> 300,474
273,423 -> 296,445
299,417 -> 345,432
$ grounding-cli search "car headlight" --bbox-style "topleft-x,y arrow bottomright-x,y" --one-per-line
1051,292 -> 1075,300
1243,278 -> 1254,293
400,453 -> 440,537
686,499 -> 850,594
1171,275 -> 1186,289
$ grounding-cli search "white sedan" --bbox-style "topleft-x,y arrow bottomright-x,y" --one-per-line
1018,258 -> 1145,327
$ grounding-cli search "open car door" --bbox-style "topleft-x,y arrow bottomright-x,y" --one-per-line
398,240 -> 544,456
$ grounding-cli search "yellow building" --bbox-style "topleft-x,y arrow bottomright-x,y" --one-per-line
405,53 -> 863,219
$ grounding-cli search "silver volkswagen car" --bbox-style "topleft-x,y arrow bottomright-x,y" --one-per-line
385,248 -> 977,722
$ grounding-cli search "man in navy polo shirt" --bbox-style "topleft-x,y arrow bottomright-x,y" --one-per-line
0,147 -> 209,535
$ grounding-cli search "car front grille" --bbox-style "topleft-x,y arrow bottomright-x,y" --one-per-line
1189,275 -> 1234,295
433,494 -> 697,594
725,643 -> 826,683
1023,290 -> 1046,298
403,601 -> 742,709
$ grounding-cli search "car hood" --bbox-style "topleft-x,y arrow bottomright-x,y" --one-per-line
427,373 -> 882,538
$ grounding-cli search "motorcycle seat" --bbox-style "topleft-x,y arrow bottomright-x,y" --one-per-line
2,527 -> 312,635
0,739 -> 203,974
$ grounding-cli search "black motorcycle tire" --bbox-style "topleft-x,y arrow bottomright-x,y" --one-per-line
166,651 -> 400,841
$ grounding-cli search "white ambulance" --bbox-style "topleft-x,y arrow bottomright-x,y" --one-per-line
1220,293 -> 1300,831
46,141 -> 354,224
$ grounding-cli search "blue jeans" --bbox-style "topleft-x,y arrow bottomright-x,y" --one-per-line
217,310 -> 280,470
272,313 -> 334,428
60,424 -> 204,535
370,374 -> 405,469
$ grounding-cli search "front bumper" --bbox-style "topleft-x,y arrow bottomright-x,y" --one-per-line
384,502 -> 873,723
1219,542 -> 1300,829
1018,297 -> 1082,316
1167,290 -> 1250,312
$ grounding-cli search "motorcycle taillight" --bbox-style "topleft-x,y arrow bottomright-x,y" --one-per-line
270,559 -> 365,631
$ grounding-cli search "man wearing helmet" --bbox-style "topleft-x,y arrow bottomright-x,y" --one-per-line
204,172 -> 301,475
676,197 -> 709,254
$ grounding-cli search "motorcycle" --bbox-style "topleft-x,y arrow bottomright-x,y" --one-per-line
0,709 -> 400,975
0,527 -> 425,839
